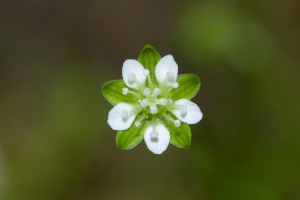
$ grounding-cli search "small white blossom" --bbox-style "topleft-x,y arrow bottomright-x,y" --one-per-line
106,53 -> 203,154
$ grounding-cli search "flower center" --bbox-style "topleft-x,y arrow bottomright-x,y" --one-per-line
139,87 -> 167,114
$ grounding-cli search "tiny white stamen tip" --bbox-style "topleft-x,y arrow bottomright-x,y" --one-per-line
153,88 -> 161,95
172,82 -> 179,88
150,106 -> 158,114
122,88 -> 129,95
140,99 -> 148,107
144,69 -> 149,76
143,88 -> 150,96
174,120 -> 181,127
128,73 -> 136,82
135,121 -> 141,127
157,98 -> 167,105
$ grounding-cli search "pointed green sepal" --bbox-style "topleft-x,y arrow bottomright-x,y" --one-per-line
138,45 -> 161,86
116,117 -> 149,150
170,74 -> 200,100
164,120 -> 191,148
101,80 -> 137,105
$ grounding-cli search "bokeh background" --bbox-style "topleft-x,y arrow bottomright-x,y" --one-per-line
1,0 -> 300,199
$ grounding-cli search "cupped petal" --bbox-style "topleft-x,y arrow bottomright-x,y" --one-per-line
122,59 -> 146,90
169,99 -> 203,124
155,55 -> 178,85
107,103 -> 139,131
144,122 -> 170,154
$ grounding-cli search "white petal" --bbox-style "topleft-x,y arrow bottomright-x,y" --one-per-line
170,99 -> 203,124
107,103 -> 138,130
144,123 -> 170,154
122,59 -> 146,89
155,55 -> 178,85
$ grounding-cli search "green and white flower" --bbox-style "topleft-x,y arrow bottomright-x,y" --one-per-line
102,45 -> 203,154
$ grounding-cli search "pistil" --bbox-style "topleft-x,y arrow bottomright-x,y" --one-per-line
162,112 -> 181,127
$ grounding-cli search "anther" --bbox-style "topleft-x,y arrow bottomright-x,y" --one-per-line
174,120 -> 181,127
150,105 -> 158,114
122,88 -> 129,95
156,98 -> 167,105
167,71 -> 174,79
140,99 -> 149,107
122,110 -> 129,121
143,87 -> 151,97
153,88 -> 161,96
135,113 -> 147,127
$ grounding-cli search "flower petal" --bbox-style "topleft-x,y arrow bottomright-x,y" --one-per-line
107,103 -> 138,130
155,55 -> 178,85
122,59 -> 146,90
169,99 -> 203,124
144,122 -> 170,154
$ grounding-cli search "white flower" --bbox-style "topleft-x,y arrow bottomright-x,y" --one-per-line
106,54 -> 203,154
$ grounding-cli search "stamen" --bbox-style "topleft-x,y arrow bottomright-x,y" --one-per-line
167,71 -> 174,80
143,87 -> 151,97
153,88 -> 161,96
160,71 -> 175,90
174,120 -> 181,127
162,85 -> 174,95
180,106 -> 187,115
162,112 -> 181,127
122,110 -> 129,121
144,70 -> 155,89
156,98 -> 167,105
122,87 -> 142,99
140,99 -> 149,107
128,91 -> 141,98
122,88 -> 129,95
150,104 -> 158,114
128,73 -> 136,83
135,113 -> 147,127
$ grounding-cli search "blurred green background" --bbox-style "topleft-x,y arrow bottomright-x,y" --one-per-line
1,0 -> 300,199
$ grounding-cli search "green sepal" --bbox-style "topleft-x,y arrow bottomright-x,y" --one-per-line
164,120 -> 191,148
116,116 -> 150,150
101,80 -> 137,106
138,44 -> 161,86
169,74 -> 200,100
